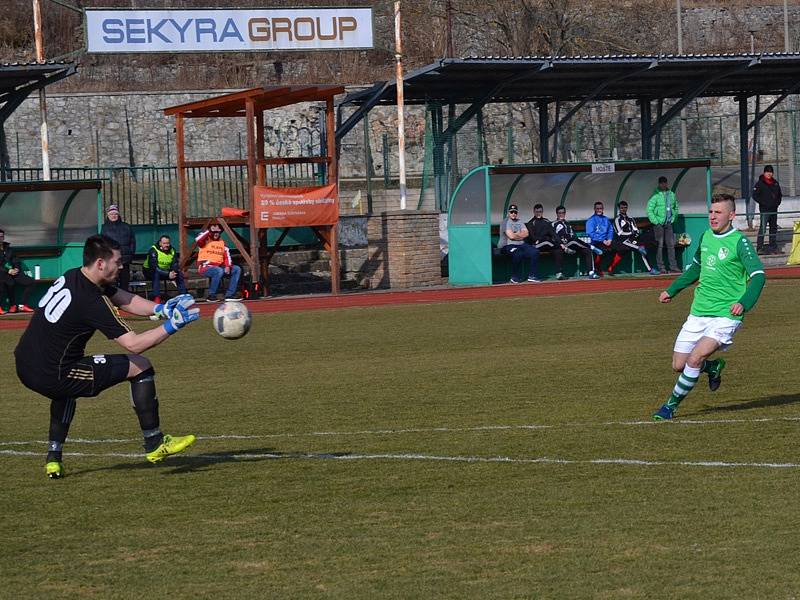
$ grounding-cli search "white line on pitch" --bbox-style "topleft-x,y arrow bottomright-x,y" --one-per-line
2,416 -> 799,448
1,448 -> 798,470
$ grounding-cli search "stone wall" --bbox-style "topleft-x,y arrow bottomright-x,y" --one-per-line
2,88 -> 426,179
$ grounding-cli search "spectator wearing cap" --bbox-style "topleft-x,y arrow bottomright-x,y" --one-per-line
752,164 -> 782,254
646,176 -> 680,273
497,204 -> 540,283
100,204 -> 136,291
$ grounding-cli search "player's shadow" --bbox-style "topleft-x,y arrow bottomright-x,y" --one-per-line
69,447 -> 353,477
159,448 -> 354,475
696,393 -> 800,414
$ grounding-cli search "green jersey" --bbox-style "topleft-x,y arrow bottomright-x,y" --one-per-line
687,228 -> 764,320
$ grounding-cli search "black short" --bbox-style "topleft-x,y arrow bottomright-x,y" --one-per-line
17,354 -> 131,401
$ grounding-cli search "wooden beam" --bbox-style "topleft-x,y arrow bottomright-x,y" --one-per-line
258,157 -> 331,166
183,159 -> 248,168
184,108 -> 247,118
217,217 -> 252,267
245,98 -> 260,292
163,85 -> 343,117
258,229 -> 270,295
163,88 -> 266,116
175,113 -> 189,275
326,97 -> 340,295
256,109 -> 266,186
185,216 -> 249,226
180,218 -> 211,270
328,225 -> 340,295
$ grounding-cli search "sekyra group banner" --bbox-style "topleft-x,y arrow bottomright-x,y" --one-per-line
85,8 -> 373,53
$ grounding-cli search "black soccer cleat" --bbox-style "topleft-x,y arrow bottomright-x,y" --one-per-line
708,358 -> 726,392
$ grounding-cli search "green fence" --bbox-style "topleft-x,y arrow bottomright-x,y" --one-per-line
3,163 -> 322,226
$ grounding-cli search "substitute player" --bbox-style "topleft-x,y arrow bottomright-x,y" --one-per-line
14,235 -> 200,478
652,194 -> 765,420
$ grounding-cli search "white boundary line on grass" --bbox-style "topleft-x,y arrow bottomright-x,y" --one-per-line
2,415 -> 800,448
1,448 -> 799,469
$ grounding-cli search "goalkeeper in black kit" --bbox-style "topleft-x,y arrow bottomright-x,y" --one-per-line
14,235 -> 200,479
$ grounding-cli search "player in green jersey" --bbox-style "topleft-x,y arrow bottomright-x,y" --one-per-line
652,193 -> 766,420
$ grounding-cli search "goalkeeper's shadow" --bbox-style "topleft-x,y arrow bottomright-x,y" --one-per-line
71,447 -> 355,476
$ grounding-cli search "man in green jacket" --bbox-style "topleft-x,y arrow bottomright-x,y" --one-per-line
646,176 -> 680,273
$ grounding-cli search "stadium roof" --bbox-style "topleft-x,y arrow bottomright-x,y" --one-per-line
341,53 -> 800,106
0,61 -> 77,111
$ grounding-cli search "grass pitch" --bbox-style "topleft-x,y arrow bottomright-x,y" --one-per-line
2,282 -> 800,599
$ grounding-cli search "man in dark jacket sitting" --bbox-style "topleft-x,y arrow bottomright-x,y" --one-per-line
100,204 -> 136,291
0,228 -> 35,314
752,164 -> 783,254
526,203 -> 566,279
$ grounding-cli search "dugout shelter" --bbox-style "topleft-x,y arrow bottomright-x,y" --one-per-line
0,180 -> 103,288
447,159 -> 711,285
164,85 -> 345,296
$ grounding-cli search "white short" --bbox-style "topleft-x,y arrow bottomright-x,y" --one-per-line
673,315 -> 743,354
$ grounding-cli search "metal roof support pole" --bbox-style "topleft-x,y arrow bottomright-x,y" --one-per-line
640,99 -> 652,160
335,82 -> 391,143
442,66 -> 552,145
749,95 -> 761,230
746,79 -> 800,130
546,60 -> 660,155
552,101 -> 561,162
0,128 -> 9,181
650,59 -> 759,155
738,96 -> 753,229
653,98 -> 664,160
431,103 -> 447,211
538,101 -> 549,163
476,107 -> 485,165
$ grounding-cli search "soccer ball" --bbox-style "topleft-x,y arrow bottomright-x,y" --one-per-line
212,301 -> 252,340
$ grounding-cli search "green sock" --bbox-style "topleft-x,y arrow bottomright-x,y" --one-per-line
665,364 -> 701,410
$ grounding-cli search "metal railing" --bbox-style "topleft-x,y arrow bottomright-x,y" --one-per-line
2,164 -> 322,225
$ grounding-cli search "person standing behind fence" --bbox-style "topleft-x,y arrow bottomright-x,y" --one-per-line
647,176 -> 680,274
100,204 -> 136,291
752,165 -> 782,255
498,204 -> 540,284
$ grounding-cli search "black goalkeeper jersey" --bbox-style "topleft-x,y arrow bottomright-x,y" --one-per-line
14,268 -> 131,380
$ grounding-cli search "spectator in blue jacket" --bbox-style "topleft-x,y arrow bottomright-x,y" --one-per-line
586,201 -> 615,276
